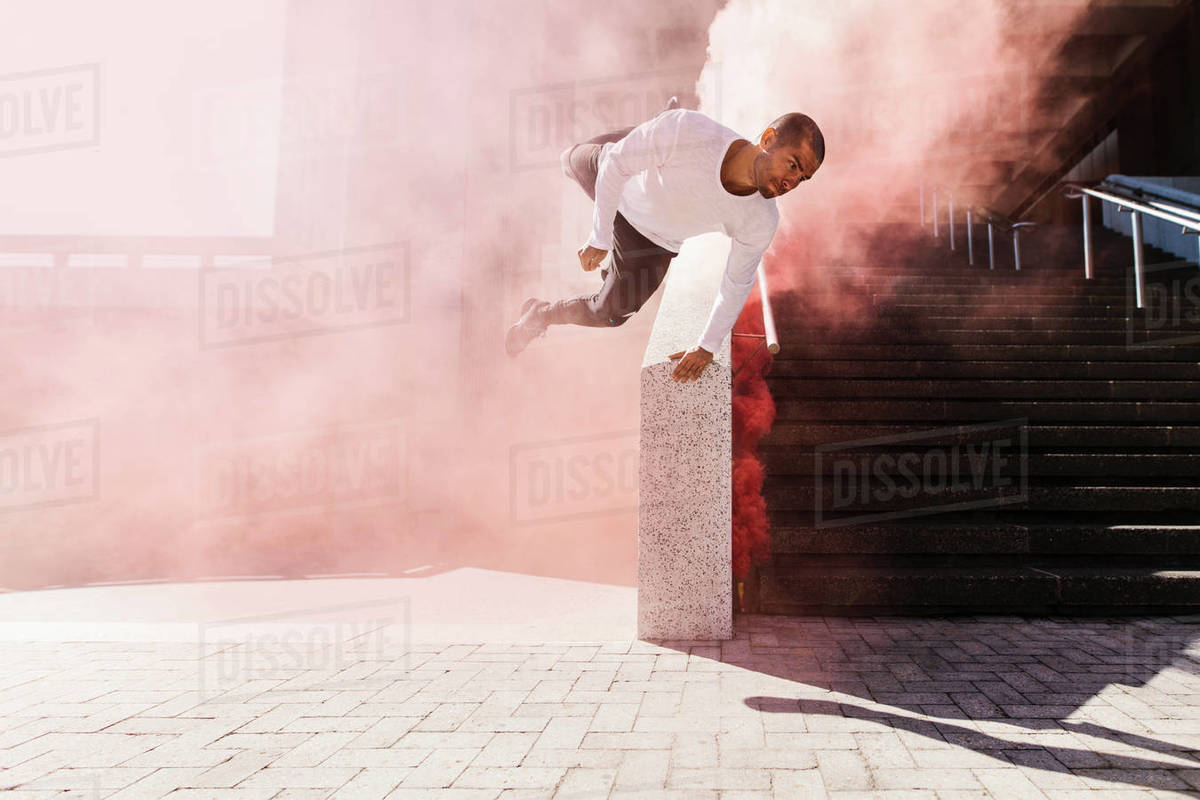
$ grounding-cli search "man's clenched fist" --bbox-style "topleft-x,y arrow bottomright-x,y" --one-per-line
578,245 -> 608,271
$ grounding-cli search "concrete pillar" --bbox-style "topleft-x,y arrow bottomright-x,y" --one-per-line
637,236 -> 733,640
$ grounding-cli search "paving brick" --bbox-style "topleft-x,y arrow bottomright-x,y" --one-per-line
393,730 -> 494,750
765,733 -> 858,750
717,716 -> 765,751
581,731 -> 674,750
613,749 -> 670,791
452,765 -> 565,790
871,767 -> 984,791
525,681 -> 573,704
102,767 -> 208,800
327,767 -> 411,798
669,731 -> 717,769
633,713 -> 720,733
973,767 -> 1050,799
161,789 -> 279,799
588,702 -> 637,732
551,765 -> 617,798
609,791 -> 715,800
282,715 -> 379,733
719,747 -> 817,770
909,748 -> 1007,769
23,766 -> 155,791
522,748 -> 623,769
272,731 -> 361,767
815,750 -> 873,791
472,732 -> 540,768
532,717 -> 591,751
350,717 -> 420,748
1071,767 -> 1193,791
395,747 -> 479,789
385,787 -> 499,799
827,792 -> 936,799
767,768 -> 827,799
1002,750 -> 1089,790
411,702 -> 479,732
666,766 -> 772,791
322,747 -> 429,768
852,732 -> 916,770
236,766 -> 359,789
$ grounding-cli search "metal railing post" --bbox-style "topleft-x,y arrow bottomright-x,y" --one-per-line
1081,194 -> 1094,280
933,190 -> 939,238
948,195 -> 955,251
1064,181 -> 1200,301
987,222 -> 995,270
966,207 -> 974,265
1131,210 -> 1145,309
1011,223 -> 1037,273
1185,230 -> 1200,270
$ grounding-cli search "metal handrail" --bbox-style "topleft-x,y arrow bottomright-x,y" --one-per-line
731,263 -> 779,378
920,185 -> 1037,271
1062,180 -> 1200,308
757,263 -> 779,354
730,263 -> 780,379
730,263 -> 780,380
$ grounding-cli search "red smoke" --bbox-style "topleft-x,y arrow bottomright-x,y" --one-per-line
730,280 -> 776,584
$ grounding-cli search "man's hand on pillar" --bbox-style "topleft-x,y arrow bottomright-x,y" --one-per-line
668,346 -> 714,382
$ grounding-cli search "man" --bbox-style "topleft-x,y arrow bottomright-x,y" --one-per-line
505,102 -> 824,382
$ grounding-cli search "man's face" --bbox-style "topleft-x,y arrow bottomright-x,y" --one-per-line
754,131 -> 820,199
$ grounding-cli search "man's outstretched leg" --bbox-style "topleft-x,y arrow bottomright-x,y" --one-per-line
505,123 -> 675,356
505,214 -> 674,355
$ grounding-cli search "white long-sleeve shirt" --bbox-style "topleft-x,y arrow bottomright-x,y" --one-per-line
586,109 -> 779,355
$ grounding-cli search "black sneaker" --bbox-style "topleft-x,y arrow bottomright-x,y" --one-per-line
505,298 -> 550,357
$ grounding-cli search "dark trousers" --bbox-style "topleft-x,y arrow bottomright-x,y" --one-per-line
542,127 -> 677,327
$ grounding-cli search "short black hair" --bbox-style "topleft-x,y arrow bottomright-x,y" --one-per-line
766,112 -> 824,164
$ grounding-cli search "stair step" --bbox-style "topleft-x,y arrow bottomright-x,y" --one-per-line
761,450 -> 1200,477
772,399 -> 1200,423
762,484 -> 1200,512
816,275 -> 1178,288
760,566 -> 1057,611
767,330 -> 1200,345
773,315 -> 1191,331
863,283 -> 1140,292
875,303 -> 1173,317
868,293 -> 1146,306
773,343 -> 1200,361
757,565 -> 1200,614
766,379 -> 1200,400
768,360 -> 1200,379
768,522 -> 1200,555
763,423 -> 1200,448
810,282 -> 1134,294
819,268 -> 1133,280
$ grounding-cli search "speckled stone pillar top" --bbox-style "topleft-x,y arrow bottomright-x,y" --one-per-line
638,235 -> 733,641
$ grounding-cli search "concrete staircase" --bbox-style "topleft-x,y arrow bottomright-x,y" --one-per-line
750,222 -> 1200,614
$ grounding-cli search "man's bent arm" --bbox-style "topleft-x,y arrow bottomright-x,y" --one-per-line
587,110 -> 683,251
696,237 -> 768,355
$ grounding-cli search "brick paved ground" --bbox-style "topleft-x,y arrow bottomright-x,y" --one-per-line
2,613 -> 1199,798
